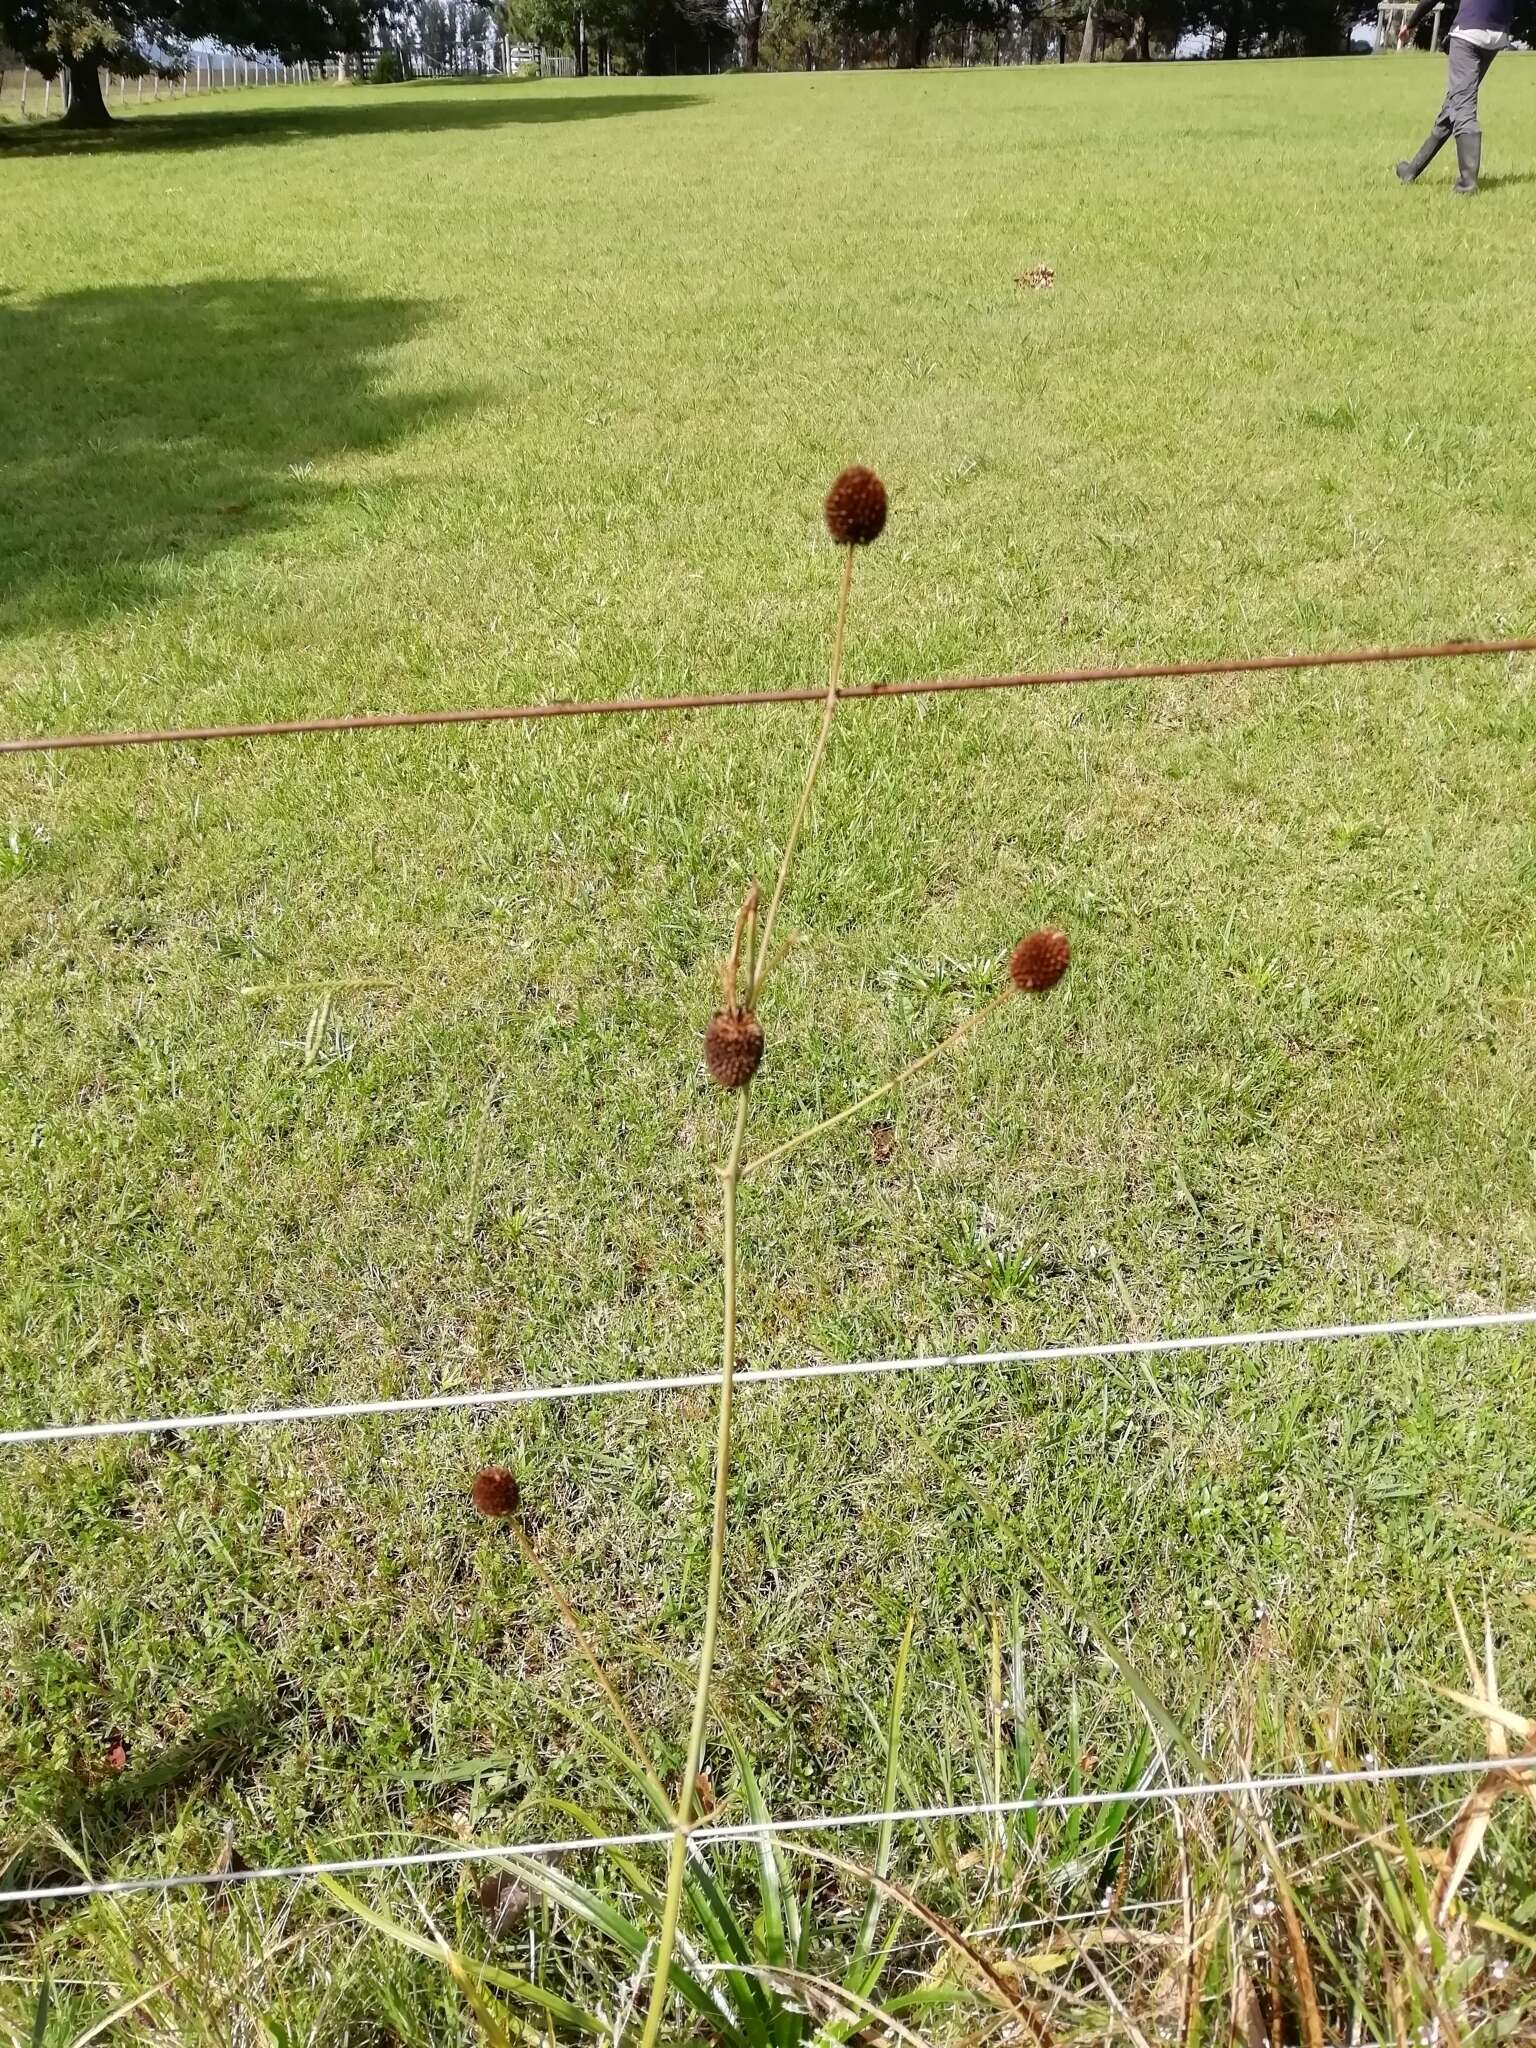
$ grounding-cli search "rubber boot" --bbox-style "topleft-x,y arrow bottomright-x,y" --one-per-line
1396,130 -> 1445,182
1451,128 -> 1480,193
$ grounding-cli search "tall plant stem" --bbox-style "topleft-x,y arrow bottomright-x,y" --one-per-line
639,1085 -> 751,2048
740,988 -> 1017,1181
750,545 -> 855,1006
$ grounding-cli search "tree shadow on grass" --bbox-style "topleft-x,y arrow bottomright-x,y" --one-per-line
0,83 -> 702,157
0,276 -> 466,638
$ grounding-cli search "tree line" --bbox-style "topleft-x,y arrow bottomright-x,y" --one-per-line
495,0 -> 1487,74
6,0 -> 1529,128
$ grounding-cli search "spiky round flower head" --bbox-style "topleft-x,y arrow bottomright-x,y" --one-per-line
471,1467 -> 521,1519
824,466 -> 888,547
1009,929 -> 1071,995
704,1008 -> 765,1090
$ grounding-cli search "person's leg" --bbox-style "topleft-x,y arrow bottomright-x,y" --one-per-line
1396,49 -> 1458,182
1448,43 -> 1496,193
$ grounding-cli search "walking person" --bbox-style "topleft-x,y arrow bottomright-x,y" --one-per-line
1394,0 -> 1514,196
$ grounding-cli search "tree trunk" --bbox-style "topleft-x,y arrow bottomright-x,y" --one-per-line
897,15 -> 932,64
64,57 -> 111,125
1127,13 -> 1149,55
1078,0 -> 1098,58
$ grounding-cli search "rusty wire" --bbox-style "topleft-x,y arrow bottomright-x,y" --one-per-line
1,635 -> 1532,759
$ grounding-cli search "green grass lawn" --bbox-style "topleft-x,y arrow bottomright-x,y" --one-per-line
3,56 -> 1536,2036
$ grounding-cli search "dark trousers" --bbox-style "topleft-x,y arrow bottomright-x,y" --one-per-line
1431,36 -> 1497,144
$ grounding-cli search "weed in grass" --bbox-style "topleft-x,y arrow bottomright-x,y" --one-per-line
638,468 -> 1071,2041
3,60 -> 1536,2034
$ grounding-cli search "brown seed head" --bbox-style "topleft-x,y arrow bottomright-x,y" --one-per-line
704,1008 -> 764,1090
824,466 -> 888,547
1009,929 -> 1071,995
471,1467 -> 521,1519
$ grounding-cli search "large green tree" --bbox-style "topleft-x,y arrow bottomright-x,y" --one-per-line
498,0 -> 726,70
808,0 -> 994,65
0,0 -> 363,125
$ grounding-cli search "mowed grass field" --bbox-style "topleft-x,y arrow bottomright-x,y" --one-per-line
4,56 -> 1536,2030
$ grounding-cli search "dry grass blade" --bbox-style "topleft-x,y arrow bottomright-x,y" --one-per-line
719,883 -> 759,1010
774,1838 -> 1056,2047
1430,1742 -> 1536,1928
1431,1688 -> 1534,1749
1133,1693 -> 1195,2046
1244,1805 -> 1323,2048
1382,1940 -> 1411,2048
708,1961 -> 939,2046
1072,1942 -> 1155,2048
1231,1934 -> 1267,2048
1183,1901 -> 1226,2048
1429,1601 -> 1536,1929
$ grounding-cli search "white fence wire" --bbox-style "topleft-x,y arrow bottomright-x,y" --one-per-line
4,1756 -> 1532,1908
5,1305 -> 1533,1449
7,1307 -> 1532,1919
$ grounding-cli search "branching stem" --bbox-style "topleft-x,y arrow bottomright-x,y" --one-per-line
740,989 -> 1017,1181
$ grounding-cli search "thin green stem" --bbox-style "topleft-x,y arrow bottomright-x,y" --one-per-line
506,1518 -> 673,1819
750,545 -> 855,1007
639,1086 -> 751,2048
740,988 -> 1017,1181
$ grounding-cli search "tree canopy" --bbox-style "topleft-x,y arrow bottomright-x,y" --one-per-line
498,0 -> 730,73
1,0 -> 363,122
495,0 -> 1385,72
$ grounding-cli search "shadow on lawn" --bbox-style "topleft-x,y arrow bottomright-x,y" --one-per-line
0,276 -> 466,637
0,84 -> 702,157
